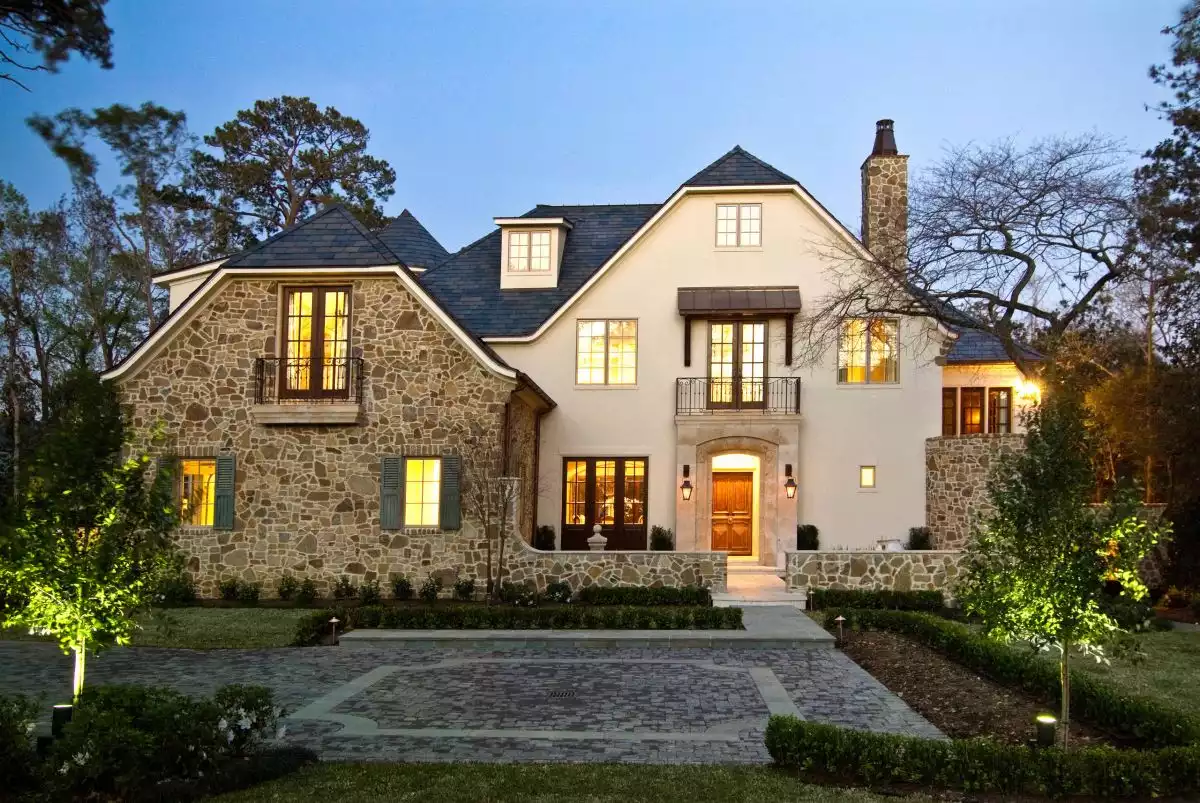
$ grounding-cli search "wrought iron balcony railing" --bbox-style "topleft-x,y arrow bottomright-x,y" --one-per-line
675,376 -> 801,415
254,357 -> 365,405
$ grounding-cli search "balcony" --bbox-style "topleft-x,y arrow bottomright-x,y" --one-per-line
675,377 -> 801,415
251,357 -> 365,425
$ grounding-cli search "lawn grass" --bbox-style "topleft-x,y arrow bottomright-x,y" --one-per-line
211,763 -> 932,803
2,606 -> 314,649
1070,628 -> 1200,718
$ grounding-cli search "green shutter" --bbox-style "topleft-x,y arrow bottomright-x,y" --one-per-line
439,455 -> 462,530
381,456 -> 404,530
213,455 -> 235,530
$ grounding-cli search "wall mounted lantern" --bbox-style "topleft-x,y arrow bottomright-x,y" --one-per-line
680,464 -> 693,501
784,464 -> 797,499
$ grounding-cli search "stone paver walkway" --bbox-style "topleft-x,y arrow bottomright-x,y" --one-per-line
0,637 -> 940,764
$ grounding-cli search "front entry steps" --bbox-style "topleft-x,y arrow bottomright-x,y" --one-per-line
713,565 -> 808,609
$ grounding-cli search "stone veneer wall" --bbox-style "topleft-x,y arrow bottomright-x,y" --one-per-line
120,275 -> 522,597
504,394 -> 539,543
504,534 -> 728,593
785,550 -> 964,594
926,434 -> 1025,550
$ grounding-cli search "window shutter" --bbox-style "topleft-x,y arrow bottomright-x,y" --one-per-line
439,455 -> 462,530
213,455 -> 235,530
381,456 -> 404,530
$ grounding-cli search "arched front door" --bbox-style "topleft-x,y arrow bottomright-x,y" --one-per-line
711,471 -> 753,555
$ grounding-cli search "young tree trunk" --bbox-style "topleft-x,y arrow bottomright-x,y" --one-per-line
1059,640 -> 1071,750
72,638 -> 87,703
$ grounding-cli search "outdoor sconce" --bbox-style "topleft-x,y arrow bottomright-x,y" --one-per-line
784,464 -> 797,499
680,464 -> 693,501
1035,714 -> 1057,747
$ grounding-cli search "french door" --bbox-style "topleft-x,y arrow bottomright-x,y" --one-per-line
561,457 -> 648,550
281,286 -> 351,399
708,320 -> 767,410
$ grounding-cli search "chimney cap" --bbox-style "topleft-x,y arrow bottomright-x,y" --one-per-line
871,119 -> 898,157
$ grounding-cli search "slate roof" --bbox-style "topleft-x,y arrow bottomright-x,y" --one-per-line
420,203 -> 661,338
223,205 -> 398,268
946,328 -> 1042,364
682,145 -> 801,187
377,209 -> 450,269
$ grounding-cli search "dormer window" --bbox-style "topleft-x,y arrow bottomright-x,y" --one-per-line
716,203 -> 761,247
495,216 -> 572,290
508,230 -> 552,272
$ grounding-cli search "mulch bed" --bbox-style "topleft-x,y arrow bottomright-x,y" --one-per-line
840,629 -> 1120,747
1156,607 -> 1199,624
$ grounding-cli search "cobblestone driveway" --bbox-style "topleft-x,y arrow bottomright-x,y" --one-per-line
0,642 -> 941,763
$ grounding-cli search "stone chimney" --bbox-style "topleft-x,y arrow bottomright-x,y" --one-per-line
860,119 -> 908,267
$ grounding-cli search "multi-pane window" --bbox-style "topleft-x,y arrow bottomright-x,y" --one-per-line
961,388 -> 985,435
576,319 -> 637,385
941,388 -> 958,436
560,457 -> 649,550
507,230 -> 552,272
988,387 -> 1012,434
838,318 -> 898,384
708,321 -> 766,408
404,458 -> 441,527
594,459 -> 616,525
623,459 -> 646,526
282,286 -> 351,397
565,460 -> 589,525
180,459 -> 216,526
716,204 -> 762,247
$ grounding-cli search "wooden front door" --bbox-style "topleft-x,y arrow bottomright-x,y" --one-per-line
711,472 -> 753,556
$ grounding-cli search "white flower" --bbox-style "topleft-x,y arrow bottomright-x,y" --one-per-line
238,716 -> 252,730
275,725 -> 287,740
217,718 -> 228,731
73,751 -> 89,766
59,763 -> 70,776
226,730 -> 234,744
24,722 -> 34,735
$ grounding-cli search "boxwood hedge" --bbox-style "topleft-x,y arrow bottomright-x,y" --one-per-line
808,589 -> 943,611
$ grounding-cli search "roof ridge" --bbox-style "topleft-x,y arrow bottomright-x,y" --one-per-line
223,204 -> 347,263
330,205 -> 402,263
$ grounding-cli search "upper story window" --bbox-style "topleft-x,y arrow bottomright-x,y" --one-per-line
716,204 -> 761,247
507,230 -> 552,272
576,319 -> 637,385
838,318 -> 898,384
282,286 -> 351,399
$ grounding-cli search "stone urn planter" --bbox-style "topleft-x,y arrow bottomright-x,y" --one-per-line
586,524 -> 608,551
876,538 -> 904,552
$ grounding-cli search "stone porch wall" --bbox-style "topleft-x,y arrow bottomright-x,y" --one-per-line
785,550 -> 964,594
926,434 -> 1025,550
505,534 -> 728,593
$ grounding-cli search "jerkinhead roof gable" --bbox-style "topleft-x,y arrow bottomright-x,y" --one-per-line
682,145 -> 801,188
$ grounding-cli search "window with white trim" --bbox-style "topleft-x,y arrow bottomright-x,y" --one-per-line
716,204 -> 761,247
507,230 -> 551,272
576,319 -> 637,385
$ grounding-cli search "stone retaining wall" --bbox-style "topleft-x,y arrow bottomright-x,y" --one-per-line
785,550 -> 964,594
504,534 -> 728,593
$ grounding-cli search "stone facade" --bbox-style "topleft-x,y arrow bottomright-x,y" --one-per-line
785,550 -> 964,594
504,392 -> 539,543
860,150 -> 908,266
504,534 -> 728,593
925,434 -> 1025,550
120,275 -> 526,597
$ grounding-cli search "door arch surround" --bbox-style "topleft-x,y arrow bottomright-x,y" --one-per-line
694,435 -> 778,565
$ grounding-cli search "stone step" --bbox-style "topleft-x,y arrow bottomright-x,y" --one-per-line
713,591 -> 808,609
726,563 -> 785,575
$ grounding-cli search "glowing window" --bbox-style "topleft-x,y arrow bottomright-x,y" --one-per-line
838,318 -> 898,384
507,230 -> 551,272
404,458 -> 441,527
576,319 -> 637,385
859,466 -> 876,489
180,459 -> 216,526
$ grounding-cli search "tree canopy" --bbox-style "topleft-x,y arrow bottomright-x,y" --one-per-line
1,0 -> 113,90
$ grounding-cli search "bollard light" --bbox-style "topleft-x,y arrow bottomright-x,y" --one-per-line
1035,714 -> 1057,747
834,615 -> 846,643
51,704 -> 73,739
329,616 -> 341,646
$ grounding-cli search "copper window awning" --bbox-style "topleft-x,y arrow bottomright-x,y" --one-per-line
677,286 -> 801,317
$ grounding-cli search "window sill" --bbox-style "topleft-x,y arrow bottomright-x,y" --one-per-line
836,383 -> 903,390
856,488 -> 878,494
251,402 -> 362,425
574,384 -> 639,390
713,247 -> 763,253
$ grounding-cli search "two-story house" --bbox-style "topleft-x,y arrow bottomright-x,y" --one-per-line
107,120 -> 1036,594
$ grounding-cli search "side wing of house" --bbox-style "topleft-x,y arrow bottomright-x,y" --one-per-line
107,206 -> 549,596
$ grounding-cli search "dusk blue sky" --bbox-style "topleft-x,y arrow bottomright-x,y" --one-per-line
0,0 -> 1183,251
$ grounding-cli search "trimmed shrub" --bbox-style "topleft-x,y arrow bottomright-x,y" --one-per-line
1163,586 -> 1193,609
391,575 -> 413,601
419,575 -> 443,602
576,585 -> 712,607
359,579 -> 382,606
454,577 -> 476,601
906,526 -> 933,550
218,577 -> 240,601
332,575 -> 357,601
154,571 -> 197,607
293,604 -> 742,643
809,589 -> 943,611
650,526 -> 674,551
276,575 -> 300,601
766,715 -> 1200,799
0,693 -> 39,795
295,578 -> 318,606
796,524 -> 819,550
499,581 -> 540,607
236,581 -> 261,606
534,525 -> 556,550
545,580 -> 572,604
823,609 -> 1200,748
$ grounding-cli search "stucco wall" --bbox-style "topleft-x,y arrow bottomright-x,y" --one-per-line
120,275 -> 520,596
492,189 -> 947,556
785,550 -> 964,593
926,434 -> 1025,550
